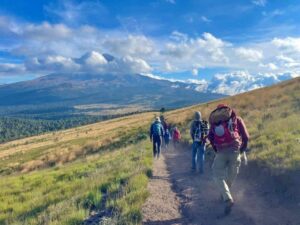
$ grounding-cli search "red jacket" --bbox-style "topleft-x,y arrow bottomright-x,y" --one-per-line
173,128 -> 181,141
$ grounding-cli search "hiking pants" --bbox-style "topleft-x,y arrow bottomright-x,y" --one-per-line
164,134 -> 170,148
152,135 -> 162,157
192,142 -> 206,173
212,151 -> 241,201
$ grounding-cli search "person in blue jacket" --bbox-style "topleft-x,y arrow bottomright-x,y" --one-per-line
150,117 -> 165,159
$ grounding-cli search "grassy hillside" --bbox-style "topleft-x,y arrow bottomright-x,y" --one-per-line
0,113 -> 155,225
0,77 -> 299,225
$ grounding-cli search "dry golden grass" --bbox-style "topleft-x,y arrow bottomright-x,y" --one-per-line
0,112 -> 156,173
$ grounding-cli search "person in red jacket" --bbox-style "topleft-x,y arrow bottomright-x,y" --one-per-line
208,104 -> 249,215
172,126 -> 181,148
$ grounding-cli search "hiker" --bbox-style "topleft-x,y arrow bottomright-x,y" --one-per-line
208,104 -> 249,215
164,128 -> 171,149
160,115 -> 168,131
150,117 -> 165,159
190,111 -> 209,173
160,115 -> 169,148
172,126 -> 181,148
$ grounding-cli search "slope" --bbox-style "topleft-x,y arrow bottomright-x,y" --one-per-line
0,77 -> 299,225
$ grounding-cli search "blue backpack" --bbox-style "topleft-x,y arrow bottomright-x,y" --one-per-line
152,122 -> 162,136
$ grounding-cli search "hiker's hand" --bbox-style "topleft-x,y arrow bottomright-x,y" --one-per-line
241,152 -> 248,166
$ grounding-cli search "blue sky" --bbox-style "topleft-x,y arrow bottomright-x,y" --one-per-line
0,0 -> 300,94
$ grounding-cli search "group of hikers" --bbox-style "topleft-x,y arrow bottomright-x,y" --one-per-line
149,104 -> 249,215
149,115 -> 181,157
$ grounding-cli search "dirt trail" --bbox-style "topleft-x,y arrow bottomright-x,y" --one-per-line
143,145 -> 300,225
142,154 -> 186,225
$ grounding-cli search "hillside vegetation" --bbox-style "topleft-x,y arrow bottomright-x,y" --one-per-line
0,77 -> 299,225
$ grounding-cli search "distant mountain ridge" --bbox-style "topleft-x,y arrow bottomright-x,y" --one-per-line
0,72 -> 225,119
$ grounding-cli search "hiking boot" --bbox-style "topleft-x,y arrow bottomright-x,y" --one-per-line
224,199 -> 234,215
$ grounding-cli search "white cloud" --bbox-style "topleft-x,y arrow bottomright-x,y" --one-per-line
272,37 -> 300,52
207,71 -> 298,95
170,31 -> 188,42
26,55 -> 79,72
0,63 -> 25,75
235,47 -> 263,62
103,35 -> 155,57
161,32 -> 229,72
23,52 -> 152,75
165,61 -> 174,71
23,22 -> 71,41
44,0 -> 109,26
276,55 -> 295,63
252,0 -> 267,7
192,68 -> 198,76
201,16 -> 211,23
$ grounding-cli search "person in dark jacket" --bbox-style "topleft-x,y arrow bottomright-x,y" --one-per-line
190,111 -> 209,173
160,115 -> 169,149
208,104 -> 249,215
150,117 -> 165,159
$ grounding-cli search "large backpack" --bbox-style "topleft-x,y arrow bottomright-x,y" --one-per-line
194,121 -> 209,142
152,122 -> 162,136
209,106 -> 241,148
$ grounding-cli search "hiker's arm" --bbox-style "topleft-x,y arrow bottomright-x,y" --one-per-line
149,125 -> 153,140
190,122 -> 194,140
208,127 -> 217,151
237,117 -> 249,152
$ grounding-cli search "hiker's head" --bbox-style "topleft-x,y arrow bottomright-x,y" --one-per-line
155,117 -> 161,122
194,111 -> 202,121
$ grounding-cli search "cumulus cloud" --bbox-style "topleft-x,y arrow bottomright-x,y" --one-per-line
26,55 -> 79,72
235,47 -> 263,62
272,37 -> 300,52
160,32 -> 229,72
18,51 -> 152,75
207,71 -> 298,95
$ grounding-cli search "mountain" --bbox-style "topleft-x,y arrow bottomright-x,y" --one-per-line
0,72 -> 224,119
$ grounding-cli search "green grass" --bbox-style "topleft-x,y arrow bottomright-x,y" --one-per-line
0,141 -> 152,225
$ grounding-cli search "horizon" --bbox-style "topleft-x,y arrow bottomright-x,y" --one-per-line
0,0 -> 300,94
